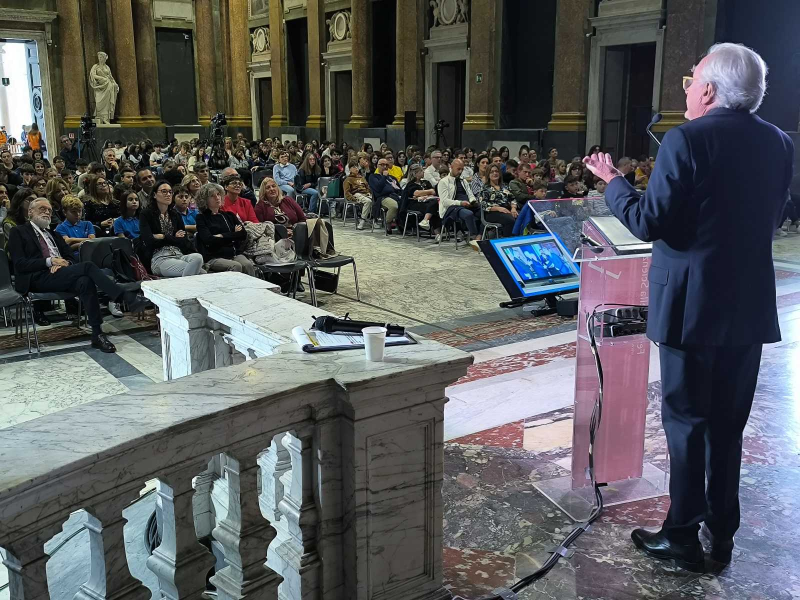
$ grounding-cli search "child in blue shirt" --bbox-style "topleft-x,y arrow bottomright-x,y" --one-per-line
172,184 -> 198,235
113,186 -> 140,239
55,195 -> 95,260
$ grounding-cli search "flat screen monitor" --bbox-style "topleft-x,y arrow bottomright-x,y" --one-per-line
481,233 -> 580,301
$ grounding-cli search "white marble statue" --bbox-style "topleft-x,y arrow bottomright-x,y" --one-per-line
89,51 -> 119,124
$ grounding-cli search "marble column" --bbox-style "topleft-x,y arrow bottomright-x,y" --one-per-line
390,0 -> 410,128
79,0 -> 101,116
655,0 -> 709,132
57,0 -> 88,128
547,0 -> 594,135
269,0 -> 289,127
109,0 -> 142,125
195,0 -> 217,125
219,0 -> 234,114
228,0 -> 252,128
347,0 -> 373,128
305,0 -> 326,132
464,0 -> 498,130
131,0 -> 163,126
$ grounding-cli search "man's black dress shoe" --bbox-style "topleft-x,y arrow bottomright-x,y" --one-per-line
91,333 -> 117,353
701,524 -> 734,564
631,528 -> 705,573
33,311 -> 51,326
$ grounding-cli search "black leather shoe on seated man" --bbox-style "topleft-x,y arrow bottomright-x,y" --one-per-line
631,528 -> 705,573
91,333 -> 117,353
701,524 -> 734,564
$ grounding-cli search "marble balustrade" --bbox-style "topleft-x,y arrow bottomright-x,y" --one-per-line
0,273 -> 472,600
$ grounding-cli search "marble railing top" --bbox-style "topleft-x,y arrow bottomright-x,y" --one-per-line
142,271 -> 281,306
0,324 -> 470,535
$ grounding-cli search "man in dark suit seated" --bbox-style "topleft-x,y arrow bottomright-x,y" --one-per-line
585,43 -> 793,572
8,198 -> 147,353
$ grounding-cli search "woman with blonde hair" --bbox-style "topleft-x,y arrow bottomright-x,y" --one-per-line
255,177 -> 306,229
181,173 -> 202,208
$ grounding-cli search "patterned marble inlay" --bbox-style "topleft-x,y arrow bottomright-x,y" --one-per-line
0,353 -> 128,429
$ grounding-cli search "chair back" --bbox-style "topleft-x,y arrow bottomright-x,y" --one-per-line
0,249 -> 15,293
545,190 -> 562,199
252,168 -> 273,190
547,181 -> 565,192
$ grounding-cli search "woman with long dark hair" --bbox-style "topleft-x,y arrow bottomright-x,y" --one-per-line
297,153 -> 322,213
139,180 -> 204,276
83,174 -> 118,236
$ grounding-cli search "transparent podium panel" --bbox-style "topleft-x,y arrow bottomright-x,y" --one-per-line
533,217 -> 669,520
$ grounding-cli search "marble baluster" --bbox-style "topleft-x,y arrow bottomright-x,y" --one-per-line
193,455 -> 222,540
209,455 -> 282,600
146,469 -> 216,600
79,493 -> 150,600
258,434 -> 292,524
3,540 -> 51,600
275,433 -> 321,600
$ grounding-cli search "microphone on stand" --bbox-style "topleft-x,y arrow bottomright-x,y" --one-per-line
646,113 -> 663,147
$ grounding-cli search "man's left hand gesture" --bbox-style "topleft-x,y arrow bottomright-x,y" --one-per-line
583,152 -> 622,184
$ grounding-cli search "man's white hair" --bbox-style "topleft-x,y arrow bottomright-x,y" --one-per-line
701,43 -> 768,114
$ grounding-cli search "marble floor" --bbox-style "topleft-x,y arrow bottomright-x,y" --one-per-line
2,224 -> 800,600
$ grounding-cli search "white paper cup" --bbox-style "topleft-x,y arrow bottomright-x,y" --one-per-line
362,326 -> 387,362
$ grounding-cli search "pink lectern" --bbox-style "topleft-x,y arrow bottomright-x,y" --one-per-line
530,209 -> 669,520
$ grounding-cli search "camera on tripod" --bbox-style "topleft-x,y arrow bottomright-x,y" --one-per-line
210,112 -> 227,142
79,114 -> 96,141
433,119 -> 449,134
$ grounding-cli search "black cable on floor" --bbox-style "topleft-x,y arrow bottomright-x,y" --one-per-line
457,309 -> 608,600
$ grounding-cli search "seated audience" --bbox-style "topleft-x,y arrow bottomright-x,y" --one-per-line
56,195 -> 96,259
273,151 -> 298,199
220,173 -> 258,223
113,185 -> 140,240
181,173 -> 202,207
343,160 -> 374,231
208,144 -> 229,170
562,175 -> 587,198
28,176 -> 47,201
368,159 -> 401,233
103,148 -> 119,181
4,188 -> 36,250
377,151 -> 403,183
149,143 -> 165,167
400,163 -> 440,233
172,184 -> 198,234
424,150 -> 444,187
255,177 -> 306,230
195,182 -> 255,275
509,164 -> 537,203
502,159 -> 519,185
118,166 -> 136,187
139,180 -> 204,277
45,178 -> 69,226
10,198 -> 146,352
60,135 -> 79,170
297,153 -> 322,213
193,163 -> 211,186
482,164 -> 517,238
0,183 -> 8,224
83,174 -> 118,237
136,168 -> 156,210
437,159 -> 481,243
588,178 -> 608,197
320,155 -> 338,178
635,158 -> 652,190
219,166 -> 256,205
618,157 -> 636,186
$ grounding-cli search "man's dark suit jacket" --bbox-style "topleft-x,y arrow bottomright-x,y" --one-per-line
604,107 -> 793,346
8,221 -> 74,294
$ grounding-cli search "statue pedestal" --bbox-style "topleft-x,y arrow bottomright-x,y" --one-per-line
96,123 -> 122,128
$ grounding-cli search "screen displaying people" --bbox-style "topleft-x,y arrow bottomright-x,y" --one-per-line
502,239 -> 573,282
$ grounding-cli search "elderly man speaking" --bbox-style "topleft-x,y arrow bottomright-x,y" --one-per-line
584,43 -> 793,572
